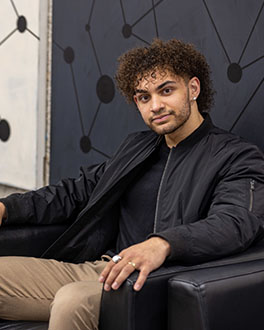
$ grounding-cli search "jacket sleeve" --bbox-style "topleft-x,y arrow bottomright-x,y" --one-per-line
0,131 -> 144,226
151,145 -> 264,264
0,162 -> 106,225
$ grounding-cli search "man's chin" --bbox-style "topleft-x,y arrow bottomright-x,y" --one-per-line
150,124 -> 178,136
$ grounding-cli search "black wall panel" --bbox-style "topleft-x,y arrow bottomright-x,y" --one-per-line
50,0 -> 264,183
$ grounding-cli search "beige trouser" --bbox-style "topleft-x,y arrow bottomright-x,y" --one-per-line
0,256 -> 107,330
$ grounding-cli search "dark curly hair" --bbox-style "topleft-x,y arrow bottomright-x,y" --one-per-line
115,39 -> 215,113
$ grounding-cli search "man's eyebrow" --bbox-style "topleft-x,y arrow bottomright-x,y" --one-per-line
157,80 -> 176,90
134,80 -> 177,94
134,89 -> 147,94
134,80 -> 177,95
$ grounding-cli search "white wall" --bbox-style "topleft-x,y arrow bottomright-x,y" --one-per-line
0,0 -> 48,190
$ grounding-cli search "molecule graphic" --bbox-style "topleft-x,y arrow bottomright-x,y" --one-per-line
0,0 -> 40,143
0,118 -> 10,142
1,0 -> 263,161
52,0 -> 164,157
52,0 -> 264,166
120,0 -> 161,42
202,0 -> 264,131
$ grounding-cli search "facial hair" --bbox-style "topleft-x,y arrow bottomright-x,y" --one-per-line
148,93 -> 192,136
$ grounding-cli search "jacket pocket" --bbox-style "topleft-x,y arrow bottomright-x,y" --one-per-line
249,179 -> 255,212
247,178 -> 264,216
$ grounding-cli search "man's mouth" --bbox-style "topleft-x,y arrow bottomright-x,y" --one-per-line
151,114 -> 171,123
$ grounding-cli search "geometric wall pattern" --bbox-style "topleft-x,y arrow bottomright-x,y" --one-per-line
0,2 -> 39,143
0,0 -> 42,189
50,0 -> 264,183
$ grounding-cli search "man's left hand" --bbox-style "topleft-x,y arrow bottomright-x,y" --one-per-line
99,237 -> 170,291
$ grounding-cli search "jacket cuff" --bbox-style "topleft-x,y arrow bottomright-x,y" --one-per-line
0,199 -> 9,225
147,227 -> 193,262
0,194 -> 25,225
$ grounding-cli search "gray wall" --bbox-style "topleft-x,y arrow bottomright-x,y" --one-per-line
50,0 -> 264,183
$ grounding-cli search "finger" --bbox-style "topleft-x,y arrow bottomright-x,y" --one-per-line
98,261 -> 115,283
111,263 -> 136,290
133,268 -> 149,291
103,262 -> 125,291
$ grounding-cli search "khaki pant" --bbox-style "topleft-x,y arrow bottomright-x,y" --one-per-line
0,256 -> 107,330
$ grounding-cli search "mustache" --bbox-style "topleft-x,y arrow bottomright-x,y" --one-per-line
150,110 -> 174,122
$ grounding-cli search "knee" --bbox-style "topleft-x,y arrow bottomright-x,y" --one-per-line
50,281 -> 102,327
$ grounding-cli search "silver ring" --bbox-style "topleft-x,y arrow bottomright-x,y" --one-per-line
112,255 -> 122,264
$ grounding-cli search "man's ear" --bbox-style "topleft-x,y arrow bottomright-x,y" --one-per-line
133,95 -> 138,105
189,77 -> 200,100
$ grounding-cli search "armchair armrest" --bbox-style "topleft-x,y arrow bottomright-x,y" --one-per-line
99,239 -> 264,330
0,224 -> 68,257
99,266 -> 175,330
168,259 -> 264,330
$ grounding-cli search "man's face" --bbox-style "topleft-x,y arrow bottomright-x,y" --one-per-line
133,71 -> 195,136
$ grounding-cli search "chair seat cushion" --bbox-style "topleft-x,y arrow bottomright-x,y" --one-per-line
0,320 -> 48,330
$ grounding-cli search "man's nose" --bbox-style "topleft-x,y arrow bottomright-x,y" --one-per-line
150,95 -> 164,112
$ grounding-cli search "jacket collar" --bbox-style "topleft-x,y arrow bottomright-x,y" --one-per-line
171,113 -> 214,149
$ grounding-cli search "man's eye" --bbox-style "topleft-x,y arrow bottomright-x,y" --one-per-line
163,88 -> 172,95
139,95 -> 149,102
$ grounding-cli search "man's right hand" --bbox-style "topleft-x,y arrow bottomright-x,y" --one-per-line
0,202 -> 6,226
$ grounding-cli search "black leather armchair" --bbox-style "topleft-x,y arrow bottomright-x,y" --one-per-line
0,224 -> 264,330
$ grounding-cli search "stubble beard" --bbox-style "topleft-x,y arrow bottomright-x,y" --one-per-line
149,98 -> 192,136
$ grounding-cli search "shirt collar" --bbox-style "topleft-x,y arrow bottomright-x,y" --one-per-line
177,113 -> 214,148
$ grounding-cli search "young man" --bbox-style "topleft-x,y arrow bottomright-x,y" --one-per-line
0,39 -> 264,330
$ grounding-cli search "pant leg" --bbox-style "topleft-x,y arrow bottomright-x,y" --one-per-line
49,281 -> 103,330
0,256 -> 106,323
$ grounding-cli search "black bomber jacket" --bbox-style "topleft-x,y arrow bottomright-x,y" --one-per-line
2,115 -> 264,264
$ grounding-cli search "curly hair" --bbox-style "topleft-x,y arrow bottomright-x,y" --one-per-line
115,39 -> 215,113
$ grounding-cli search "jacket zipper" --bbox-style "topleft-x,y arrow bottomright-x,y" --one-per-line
249,179 -> 255,212
153,148 -> 173,233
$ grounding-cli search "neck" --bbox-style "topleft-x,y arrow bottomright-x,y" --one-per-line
165,106 -> 204,148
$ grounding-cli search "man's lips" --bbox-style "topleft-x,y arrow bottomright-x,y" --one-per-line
151,114 -> 171,123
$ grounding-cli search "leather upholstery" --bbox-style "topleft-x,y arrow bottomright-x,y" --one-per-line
0,225 -> 264,329
168,259 -> 264,330
0,321 -> 47,330
0,224 -> 69,257
99,239 -> 264,330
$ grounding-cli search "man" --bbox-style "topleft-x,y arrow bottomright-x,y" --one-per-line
0,38 -> 264,330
